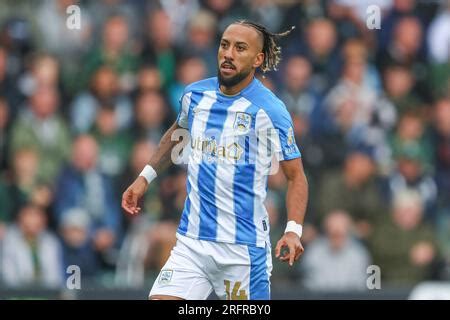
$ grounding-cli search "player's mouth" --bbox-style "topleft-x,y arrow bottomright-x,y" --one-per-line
220,62 -> 236,75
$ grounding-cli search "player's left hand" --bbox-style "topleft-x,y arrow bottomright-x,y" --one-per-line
275,232 -> 304,266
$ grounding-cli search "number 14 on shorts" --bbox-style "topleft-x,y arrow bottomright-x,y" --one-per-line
224,280 -> 248,300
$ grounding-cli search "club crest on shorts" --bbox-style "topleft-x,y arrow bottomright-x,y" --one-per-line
159,269 -> 173,284
233,112 -> 252,134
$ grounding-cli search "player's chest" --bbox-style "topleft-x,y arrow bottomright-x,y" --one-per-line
188,95 -> 255,136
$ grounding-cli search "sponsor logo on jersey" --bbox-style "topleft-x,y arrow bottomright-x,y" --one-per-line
191,136 -> 244,162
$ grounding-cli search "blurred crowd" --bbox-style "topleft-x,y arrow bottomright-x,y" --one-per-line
0,0 -> 450,293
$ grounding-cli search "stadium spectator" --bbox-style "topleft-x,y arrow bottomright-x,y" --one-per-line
380,15 -> 425,68
70,65 -> 133,134
389,111 -> 433,170
9,85 -> 71,185
86,0 -> 141,42
341,38 -> 383,93
377,0 -> 419,51
53,135 -> 121,270
35,0 -> 93,81
324,39 -> 395,139
1,149 -> 53,224
378,16 -> 430,100
130,65 -> 163,102
369,190 -> 440,285
141,9 -> 178,88
158,0 -> 200,45
382,64 -> 424,116
184,10 -> 218,76
28,53 -> 60,90
300,210 -> 371,291
286,18 -> 340,95
328,0 -> 391,46
279,55 -> 318,119
280,54 -> 322,163
201,0 -> 249,34
323,56 -> 378,145
280,0 -> 327,40
78,14 -> 139,92
1,204 -> 63,288
387,114 -> 437,220
0,18 -> 35,78
246,0 -> 284,34
17,53 -> 62,105
132,91 -> 170,144
91,104 -> 133,183
59,207 -> 99,284
316,148 -> 385,238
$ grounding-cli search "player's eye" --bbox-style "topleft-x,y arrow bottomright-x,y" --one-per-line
236,45 -> 245,51
220,42 -> 228,49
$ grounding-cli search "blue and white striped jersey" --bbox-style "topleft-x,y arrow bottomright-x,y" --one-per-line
176,77 -> 301,248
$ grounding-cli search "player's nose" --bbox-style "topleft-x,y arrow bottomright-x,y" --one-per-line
222,47 -> 234,61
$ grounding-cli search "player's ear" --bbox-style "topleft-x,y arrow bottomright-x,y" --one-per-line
253,52 -> 264,69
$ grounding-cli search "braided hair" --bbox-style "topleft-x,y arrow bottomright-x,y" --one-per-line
234,20 -> 295,73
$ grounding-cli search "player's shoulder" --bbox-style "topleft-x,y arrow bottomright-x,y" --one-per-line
244,79 -> 287,113
183,77 -> 218,95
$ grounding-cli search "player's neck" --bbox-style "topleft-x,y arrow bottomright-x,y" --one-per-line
219,73 -> 255,96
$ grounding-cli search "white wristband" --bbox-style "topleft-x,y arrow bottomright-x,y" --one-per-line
285,221 -> 303,238
139,165 -> 157,184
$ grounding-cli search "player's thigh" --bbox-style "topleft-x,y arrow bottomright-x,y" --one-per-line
149,237 -> 213,300
213,244 -> 272,300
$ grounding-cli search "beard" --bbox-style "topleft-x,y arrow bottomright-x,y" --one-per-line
217,67 -> 252,88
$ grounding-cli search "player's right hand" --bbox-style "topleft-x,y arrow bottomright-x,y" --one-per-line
121,176 -> 148,215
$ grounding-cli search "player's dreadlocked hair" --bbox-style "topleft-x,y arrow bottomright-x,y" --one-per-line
235,20 -> 295,73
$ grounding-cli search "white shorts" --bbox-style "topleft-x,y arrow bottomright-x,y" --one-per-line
149,233 -> 272,300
